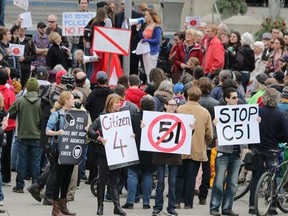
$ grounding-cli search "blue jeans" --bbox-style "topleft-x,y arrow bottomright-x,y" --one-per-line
241,71 -> 250,93
0,0 -> 6,26
126,167 -> 152,205
210,152 -> 241,212
249,154 -> 277,209
0,147 -> 4,201
11,135 -> 19,171
16,139 -> 43,188
154,165 -> 178,212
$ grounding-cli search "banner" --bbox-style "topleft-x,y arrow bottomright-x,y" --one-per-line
140,111 -> 194,154
214,104 -> 260,146
100,110 -> 139,170
58,110 -> 88,165
185,16 -> 201,29
9,44 -> 25,57
13,0 -> 29,11
62,12 -> 96,36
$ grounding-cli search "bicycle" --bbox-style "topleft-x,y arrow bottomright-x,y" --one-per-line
234,162 -> 252,201
254,147 -> 288,216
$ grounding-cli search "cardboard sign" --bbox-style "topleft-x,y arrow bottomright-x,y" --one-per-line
185,16 -> 201,29
92,26 -> 131,56
9,44 -> 25,57
214,105 -> 260,146
58,110 -> 88,165
13,0 -> 29,11
140,111 -> 194,155
62,12 -> 96,36
100,110 -> 139,170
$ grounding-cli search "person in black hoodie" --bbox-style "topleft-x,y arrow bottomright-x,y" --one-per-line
85,71 -> 113,184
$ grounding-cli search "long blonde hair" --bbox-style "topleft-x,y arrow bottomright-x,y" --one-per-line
147,9 -> 160,25
104,94 -> 121,113
51,91 -> 72,112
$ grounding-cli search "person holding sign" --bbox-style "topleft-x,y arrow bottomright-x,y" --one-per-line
248,88 -> 288,215
210,88 -> 243,216
176,86 -> 213,209
46,91 -> 76,216
151,98 -> 182,216
87,94 -> 126,216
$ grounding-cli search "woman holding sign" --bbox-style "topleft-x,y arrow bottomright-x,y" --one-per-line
46,91 -> 76,216
151,98 -> 182,216
87,94 -> 126,216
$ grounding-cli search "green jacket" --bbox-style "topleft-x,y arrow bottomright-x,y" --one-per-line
9,91 -> 42,139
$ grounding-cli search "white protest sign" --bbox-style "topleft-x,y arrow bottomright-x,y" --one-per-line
185,16 -> 201,29
9,44 -> 25,57
19,11 -> 33,28
13,0 -> 29,11
214,104 -> 260,146
140,111 -> 194,155
62,12 -> 96,36
92,26 -> 131,56
132,41 -> 150,55
100,110 -> 139,170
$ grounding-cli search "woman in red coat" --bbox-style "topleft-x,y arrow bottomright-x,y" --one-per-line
172,28 -> 203,84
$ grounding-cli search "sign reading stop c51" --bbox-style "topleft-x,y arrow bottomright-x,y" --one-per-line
140,111 -> 194,155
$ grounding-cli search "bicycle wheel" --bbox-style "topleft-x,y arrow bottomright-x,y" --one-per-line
254,172 -> 273,216
234,164 -> 252,201
90,177 -> 98,197
276,178 -> 288,213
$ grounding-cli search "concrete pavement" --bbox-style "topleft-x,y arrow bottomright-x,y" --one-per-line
0,172 -> 287,216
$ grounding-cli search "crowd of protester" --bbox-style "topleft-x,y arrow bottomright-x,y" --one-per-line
1,0 -> 288,216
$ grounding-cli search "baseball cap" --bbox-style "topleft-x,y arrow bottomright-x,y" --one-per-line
262,32 -> 272,40
96,71 -> 108,81
36,66 -> 49,79
37,22 -> 47,28
279,54 -> 288,62
173,82 -> 184,93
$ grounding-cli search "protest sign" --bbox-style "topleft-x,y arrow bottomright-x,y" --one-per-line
9,44 -> 25,57
13,0 -> 29,11
214,104 -> 260,146
62,12 -> 96,36
185,16 -> 201,29
19,12 -> 33,28
100,110 -> 139,170
58,110 -> 88,165
140,111 -> 194,155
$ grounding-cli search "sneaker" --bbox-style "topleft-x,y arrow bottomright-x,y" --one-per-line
2,182 -> 11,186
122,203 -> 134,209
210,210 -> 221,216
143,204 -> 150,209
12,186 -> 23,193
167,209 -> 178,216
248,209 -> 256,215
43,198 -> 53,206
184,205 -> 193,209
222,210 -> 239,216
268,209 -> 278,215
27,184 -> 42,202
199,199 -> 207,205
152,209 -> 161,216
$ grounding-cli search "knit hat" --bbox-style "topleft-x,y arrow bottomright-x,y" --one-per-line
55,70 -> 67,84
256,73 -> 269,85
281,86 -> 288,99
173,82 -> 184,93
96,71 -> 108,81
26,78 -> 39,92
262,32 -> 272,40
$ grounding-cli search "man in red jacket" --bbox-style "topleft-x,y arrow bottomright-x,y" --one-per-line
0,67 -> 16,185
202,24 -> 224,77
125,74 -> 147,108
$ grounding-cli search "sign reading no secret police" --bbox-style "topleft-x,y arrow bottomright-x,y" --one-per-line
58,110 -> 88,165
140,111 -> 194,155
214,104 -> 260,146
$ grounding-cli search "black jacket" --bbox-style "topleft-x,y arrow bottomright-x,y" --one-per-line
233,45 -> 255,72
46,43 -> 70,71
85,85 -> 113,121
